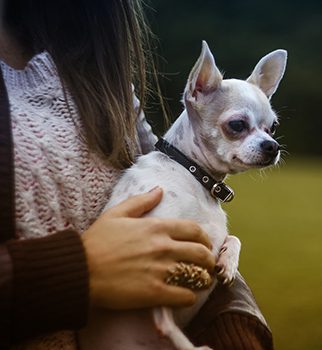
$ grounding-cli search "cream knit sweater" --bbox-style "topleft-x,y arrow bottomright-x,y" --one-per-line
1,51 -> 157,240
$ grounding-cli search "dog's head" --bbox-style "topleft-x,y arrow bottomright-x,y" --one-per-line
184,41 -> 287,174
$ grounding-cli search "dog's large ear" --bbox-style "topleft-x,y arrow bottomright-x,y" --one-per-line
247,50 -> 287,100
184,41 -> 223,106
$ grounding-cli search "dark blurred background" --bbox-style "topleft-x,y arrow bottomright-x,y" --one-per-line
146,0 -> 322,158
145,1 -> 322,350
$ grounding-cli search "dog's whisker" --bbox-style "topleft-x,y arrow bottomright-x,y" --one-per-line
275,106 -> 291,114
257,168 -> 268,180
280,149 -> 290,158
275,135 -> 285,141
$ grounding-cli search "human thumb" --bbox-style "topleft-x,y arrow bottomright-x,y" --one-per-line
105,186 -> 163,218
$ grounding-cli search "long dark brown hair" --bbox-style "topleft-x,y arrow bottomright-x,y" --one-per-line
3,0 -> 163,168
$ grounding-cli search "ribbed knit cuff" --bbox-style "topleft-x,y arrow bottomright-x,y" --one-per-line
186,271 -> 273,350
6,230 -> 89,343
188,312 -> 273,350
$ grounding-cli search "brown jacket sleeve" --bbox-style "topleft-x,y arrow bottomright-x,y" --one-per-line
186,272 -> 274,350
0,244 -> 13,347
0,230 -> 89,347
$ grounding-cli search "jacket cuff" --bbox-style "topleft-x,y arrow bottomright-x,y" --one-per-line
188,312 -> 273,350
186,271 -> 273,349
0,244 -> 13,347
6,230 -> 89,342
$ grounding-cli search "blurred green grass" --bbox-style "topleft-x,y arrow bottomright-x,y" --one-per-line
224,157 -> 322,350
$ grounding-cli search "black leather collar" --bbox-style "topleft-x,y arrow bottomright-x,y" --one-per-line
155,138 -> 234,203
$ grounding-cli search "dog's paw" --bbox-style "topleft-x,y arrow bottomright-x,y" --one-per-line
215,246 -> 239,286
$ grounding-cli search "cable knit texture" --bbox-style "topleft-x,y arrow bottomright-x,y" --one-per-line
1,52 -> 123,239
1,52 -> 156,349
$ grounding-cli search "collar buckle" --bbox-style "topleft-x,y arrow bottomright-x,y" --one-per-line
211,183 -> 235,203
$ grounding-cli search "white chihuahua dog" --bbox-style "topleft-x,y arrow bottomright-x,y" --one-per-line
79,41 -> 287,350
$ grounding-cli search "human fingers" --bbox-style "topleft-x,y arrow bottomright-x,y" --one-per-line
169,241 -> 216,272
164,219 -> 213,250
106,186 -> 163,218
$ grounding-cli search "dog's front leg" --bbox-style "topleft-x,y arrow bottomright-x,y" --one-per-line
215,235 -> 241,285
153,307 -> 212,350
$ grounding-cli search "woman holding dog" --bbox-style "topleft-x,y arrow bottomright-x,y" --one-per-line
0,0 -> 273,349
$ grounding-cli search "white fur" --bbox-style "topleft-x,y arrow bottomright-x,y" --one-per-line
79,41 -> 287,350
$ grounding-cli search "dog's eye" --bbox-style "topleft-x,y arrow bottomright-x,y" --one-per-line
228,120 -> 248,133
270,121 -> 278,135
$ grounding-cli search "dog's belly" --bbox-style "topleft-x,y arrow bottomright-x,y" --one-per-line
78,309 -> 177,350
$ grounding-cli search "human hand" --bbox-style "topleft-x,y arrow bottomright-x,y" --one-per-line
82,187 -> 215,310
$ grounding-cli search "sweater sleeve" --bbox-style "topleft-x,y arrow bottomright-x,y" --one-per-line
133,88 -> 158,154
186,272 -> 274,350
0,229 -> 89,346
136,108 -> 158,154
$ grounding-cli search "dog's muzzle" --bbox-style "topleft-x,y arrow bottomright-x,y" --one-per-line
165,262 -> 212,290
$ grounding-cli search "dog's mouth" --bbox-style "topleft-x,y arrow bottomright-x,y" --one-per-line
232,155 -> 278,169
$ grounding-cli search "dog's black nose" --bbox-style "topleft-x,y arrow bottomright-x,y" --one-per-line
260,140 -> 280,157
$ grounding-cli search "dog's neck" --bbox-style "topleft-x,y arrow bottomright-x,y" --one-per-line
164,110 -> 226,182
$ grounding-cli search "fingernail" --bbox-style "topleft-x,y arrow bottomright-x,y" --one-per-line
148,186 -> 161,193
